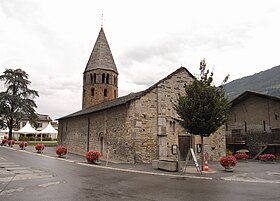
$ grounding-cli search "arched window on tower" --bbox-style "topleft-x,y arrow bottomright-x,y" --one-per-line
93,73 -> 96,84
102,73 -> 105,83
90,74 -> 93,84
104,89 -> 107,97
106,74 -> 109,84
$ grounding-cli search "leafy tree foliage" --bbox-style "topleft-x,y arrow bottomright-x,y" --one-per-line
0,69 -> 39,139
175,59 -> 230,169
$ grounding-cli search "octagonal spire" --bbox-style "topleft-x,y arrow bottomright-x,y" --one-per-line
84,27 -> 118,74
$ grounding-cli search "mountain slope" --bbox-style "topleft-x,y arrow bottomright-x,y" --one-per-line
224,65 -> 280,100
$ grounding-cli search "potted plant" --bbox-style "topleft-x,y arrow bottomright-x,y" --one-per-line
1,138 -> 9,146
56,146 -> 67,157
19,141 -> 28,150
8,140 -> 15,147
35,144 -> 45,153
234,152 -> 249,161
259,154 -> 276,162
220,155 -> 237,172
86,150 -> 101,164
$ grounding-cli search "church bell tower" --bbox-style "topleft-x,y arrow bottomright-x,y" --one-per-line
82,27 -> 118,109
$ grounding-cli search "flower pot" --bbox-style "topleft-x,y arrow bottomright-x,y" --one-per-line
225,166 -> 234,172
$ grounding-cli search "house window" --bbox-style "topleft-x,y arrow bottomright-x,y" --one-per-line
91,88 -> 94,96
114,90 -> 116,98
263,120 -> 266,131
104,89 -> 107,97
172,121 -> 175,132
36,123 -> 42,128
244,121 -> 247,132
275,114 -> 278,120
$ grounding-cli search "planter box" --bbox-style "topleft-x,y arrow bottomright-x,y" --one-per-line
152,160 -> 178,172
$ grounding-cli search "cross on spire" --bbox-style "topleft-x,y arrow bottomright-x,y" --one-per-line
101,14 -> 104,27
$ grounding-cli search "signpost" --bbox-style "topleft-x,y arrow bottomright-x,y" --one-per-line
182,148 -> 202,175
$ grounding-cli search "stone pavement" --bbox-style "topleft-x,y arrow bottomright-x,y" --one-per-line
2,145 -> 280,184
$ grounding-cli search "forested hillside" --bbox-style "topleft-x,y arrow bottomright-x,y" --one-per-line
224,65 -> 280,100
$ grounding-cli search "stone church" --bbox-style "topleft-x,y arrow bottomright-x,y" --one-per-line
58,27 -> 225,163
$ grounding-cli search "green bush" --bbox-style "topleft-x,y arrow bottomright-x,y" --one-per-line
19,136 -> 29,141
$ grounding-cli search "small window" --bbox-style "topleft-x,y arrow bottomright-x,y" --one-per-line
93,73 -> 96,83
90,74 -> 93,84
114,90 -> 116,98
36,123 -> 42,128
91,88 -> 94,96
172,121 -> 175,132
102,73 -> 105,83
275,114 -> 278,120
104,89 -> 107,97
106,74 -> 109,84
263,120 -> 266,131
244,121 -> 247,132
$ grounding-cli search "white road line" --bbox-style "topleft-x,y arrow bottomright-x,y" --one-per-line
38,181 -> 60,188
77,162 -> 212,180
0,187 -> 24,195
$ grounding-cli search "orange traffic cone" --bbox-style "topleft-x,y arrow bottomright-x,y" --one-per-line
204,160 -> 209,172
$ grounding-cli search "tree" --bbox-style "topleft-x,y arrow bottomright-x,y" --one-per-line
0,69 -> 39,140
175,59 -> 230,170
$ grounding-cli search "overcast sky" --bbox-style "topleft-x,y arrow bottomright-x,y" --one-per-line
0,0 -> 280,120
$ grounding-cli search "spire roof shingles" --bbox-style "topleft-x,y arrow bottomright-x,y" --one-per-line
84,27 -> 118,74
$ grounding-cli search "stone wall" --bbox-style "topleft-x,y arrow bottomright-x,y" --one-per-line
58,116 -> 88,155
88,104 -> 133,163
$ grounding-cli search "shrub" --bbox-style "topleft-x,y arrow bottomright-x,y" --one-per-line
19,141 -> 28,149
19,136 -> 29,141
220,155 -> 237,168
35,144 -> 45,152
259,154 -> 276,161
1,139 -> 9,145
56,146 -> 67,156
234,152 -> 249,160
86,150 -> 101,163
8,140 -> 15,147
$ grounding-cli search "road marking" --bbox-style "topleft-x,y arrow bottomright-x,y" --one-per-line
267,171 -> 280,176
38,181 -> 60,188
5,167 -> 30,170
0,173 -> 53,183
0,187 -> 24,195
221,175 -> 280,184
77,162 -> 212,180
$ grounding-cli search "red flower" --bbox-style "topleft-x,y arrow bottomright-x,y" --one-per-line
220,155 -> 237,168
86,150 -> 101,163
234,153 -> 249,160
35,144 -> 45,151
56,146 -> 67,156
259,154 -> 276,161
19,141 -> 28,149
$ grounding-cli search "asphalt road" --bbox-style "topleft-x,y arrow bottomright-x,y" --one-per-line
1,146 -> 280,201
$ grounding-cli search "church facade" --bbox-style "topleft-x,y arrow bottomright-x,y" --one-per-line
58,28 -> 225,163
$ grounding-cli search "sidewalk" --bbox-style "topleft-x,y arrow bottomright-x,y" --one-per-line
5,145 -> 280,184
